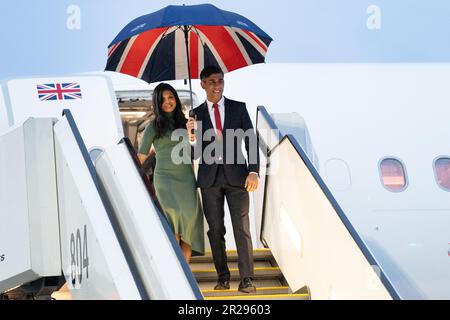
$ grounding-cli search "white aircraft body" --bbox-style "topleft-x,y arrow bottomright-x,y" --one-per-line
221,63 -> 450,299
0,63 -> 449,300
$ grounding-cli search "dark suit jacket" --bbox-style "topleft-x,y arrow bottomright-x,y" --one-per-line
193,98 -> 260,188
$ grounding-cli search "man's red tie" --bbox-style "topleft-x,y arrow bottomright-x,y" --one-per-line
213,103 -> 223,139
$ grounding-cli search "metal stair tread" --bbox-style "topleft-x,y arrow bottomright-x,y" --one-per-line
190,261 -> 271,270
198,279 -> 283,290
192,267 -> 282,281
202,286 -> 290,297
205,293 -> 310,300
190,249 -> 273,263
192,267 -> 280,273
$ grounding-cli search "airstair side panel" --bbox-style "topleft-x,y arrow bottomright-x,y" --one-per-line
257,107 -> 398,300
53,114 -> 142,300
95,142 -> 202,300
264,136 -> 393,299
0,119 -> 61,292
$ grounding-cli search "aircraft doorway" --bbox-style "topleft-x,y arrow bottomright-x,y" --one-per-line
116,88 -> 199,151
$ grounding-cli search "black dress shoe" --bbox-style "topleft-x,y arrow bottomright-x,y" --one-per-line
214,280 -> 230,290
238,277 -> 256,294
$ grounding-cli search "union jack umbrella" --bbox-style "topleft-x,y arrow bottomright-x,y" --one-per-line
105,3 -> 272,108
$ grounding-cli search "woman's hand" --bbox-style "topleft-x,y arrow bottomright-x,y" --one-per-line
186,117 -> 197,142
138,153 -> 148,165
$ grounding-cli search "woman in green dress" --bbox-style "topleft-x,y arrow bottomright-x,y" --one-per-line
138,83 -> 204,262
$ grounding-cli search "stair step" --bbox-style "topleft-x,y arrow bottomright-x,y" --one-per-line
190,260 -> 272,270
192,267 -> 282,282
198,279 -> 283,291
190,249 -> 273,264
205,293 -> 309,300
202,286 -> 290,297
191,248 -> 299,301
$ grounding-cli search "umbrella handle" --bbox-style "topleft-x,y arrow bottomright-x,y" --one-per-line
188,109 -> 196,135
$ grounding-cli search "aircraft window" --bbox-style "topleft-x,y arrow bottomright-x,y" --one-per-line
379,158 -> 407,192
434,157 -> 450,191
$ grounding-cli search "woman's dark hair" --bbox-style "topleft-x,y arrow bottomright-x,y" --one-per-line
152,83 -> 187,138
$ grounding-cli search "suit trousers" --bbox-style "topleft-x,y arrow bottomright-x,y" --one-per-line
201,165 -> 254,281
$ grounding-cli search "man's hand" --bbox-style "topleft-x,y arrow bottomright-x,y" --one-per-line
245,172 -> 259,192
186,117 -> 197,142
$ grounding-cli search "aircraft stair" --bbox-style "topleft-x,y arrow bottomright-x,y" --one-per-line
190,249 -> 309,300
0,104 -> 399,299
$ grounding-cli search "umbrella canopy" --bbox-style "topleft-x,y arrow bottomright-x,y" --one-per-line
105,4 -> 272,85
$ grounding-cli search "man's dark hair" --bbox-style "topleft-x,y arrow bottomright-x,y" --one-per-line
200,65 -> 224,80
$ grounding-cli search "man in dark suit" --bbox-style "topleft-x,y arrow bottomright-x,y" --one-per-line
187,66 -> 259,293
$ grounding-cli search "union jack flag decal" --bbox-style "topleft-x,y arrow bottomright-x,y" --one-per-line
37,83 -> 82,101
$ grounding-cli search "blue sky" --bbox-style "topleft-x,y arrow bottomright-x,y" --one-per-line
1,0 -> 450,79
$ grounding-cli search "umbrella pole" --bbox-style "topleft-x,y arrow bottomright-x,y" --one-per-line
183,26 -> 195,114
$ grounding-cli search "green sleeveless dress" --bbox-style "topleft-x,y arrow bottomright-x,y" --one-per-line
138,112 -> 204,256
